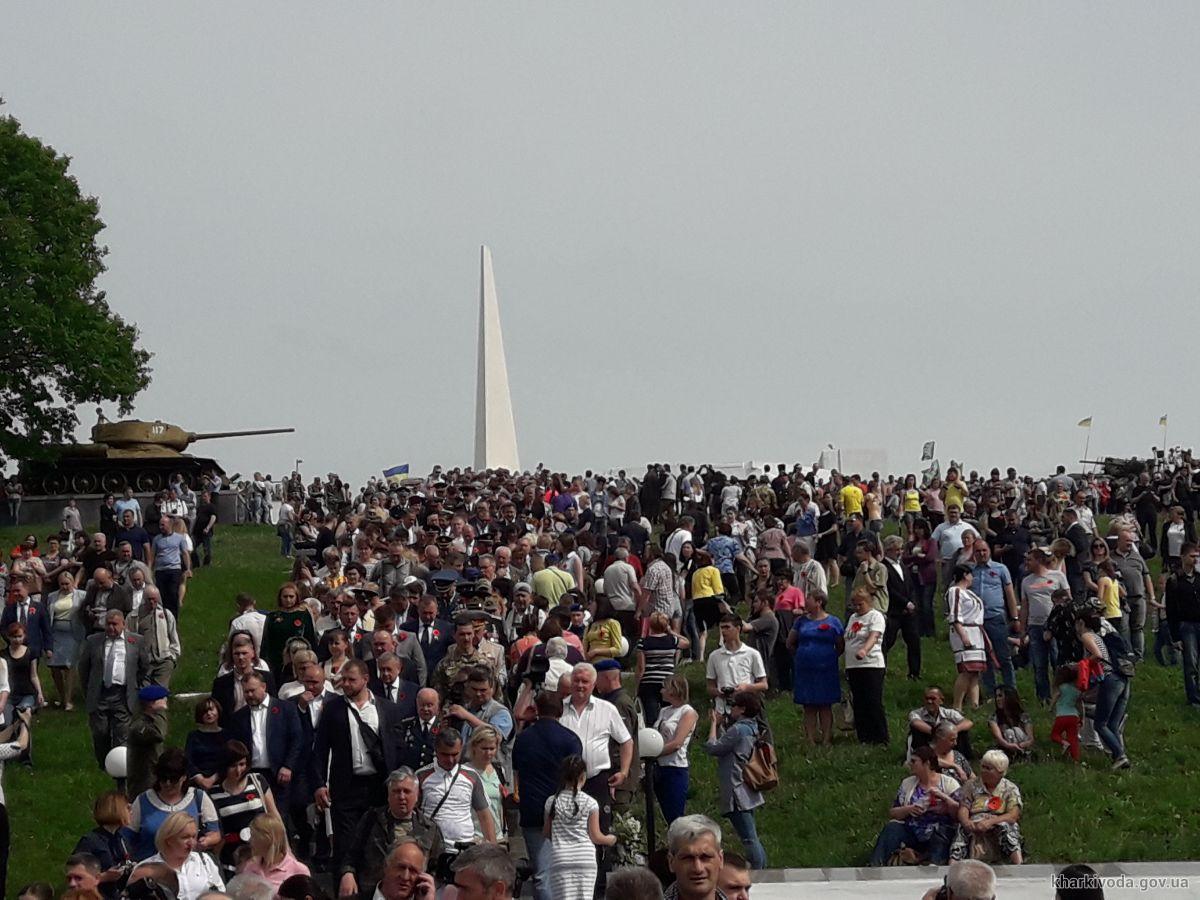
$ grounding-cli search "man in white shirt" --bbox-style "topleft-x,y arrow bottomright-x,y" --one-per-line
1070,490 -> 1097,535
416,728 -> 495,844
664,517 -> 694,568
705,615 -> 768,716
560,662 -> 632,838
791,541 -> 828,599
228,593 -> 267,656
931,504 -> 971,585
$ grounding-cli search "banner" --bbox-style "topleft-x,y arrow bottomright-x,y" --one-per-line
1077,416 -> 1093,428
921,441 -> 936,461
1160,415 -> 1169,427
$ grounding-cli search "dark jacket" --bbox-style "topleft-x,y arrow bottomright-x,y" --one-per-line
1,599 -> 53,658
397,715 -> 440,772
884,556 -> 915,616
311,694 -> 406,794
230,695 -> 304,776
340,806 -> 444,882
210,670 -> 277,728
400,619 -> 454,675
368,677 -> 420,720
73,827 -> 132,899
78,632 -> 144,713
1166,569 -> 1200,642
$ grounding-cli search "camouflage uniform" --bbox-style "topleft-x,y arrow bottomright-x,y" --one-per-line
430,647 -> 494,704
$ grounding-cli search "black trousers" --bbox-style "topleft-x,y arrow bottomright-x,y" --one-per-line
330,774 -> 383,870
847,668 -> 889,745
156,569 -> 183,617
883,611 -> 921,678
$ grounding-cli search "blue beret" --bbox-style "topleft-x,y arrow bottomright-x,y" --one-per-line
594,659 -> 622,672
138,684 -> 169,703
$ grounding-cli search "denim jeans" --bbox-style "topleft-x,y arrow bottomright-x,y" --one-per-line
522,826 -> 549,900
1120,595 -> 1147,661
654,764 -> 689,825
724,809 -> 767,869
1027,628 -> 1056,702
981,616 -> 1016,694
681,601 -> 701,661
869,820 -> 953,866
1093,674 -> 1130,760
1179,621 -> 1200,706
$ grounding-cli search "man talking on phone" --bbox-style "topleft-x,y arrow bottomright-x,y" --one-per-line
374,840 -> 436,900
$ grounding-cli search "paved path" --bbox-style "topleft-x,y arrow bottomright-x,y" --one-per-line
746,861 -> 1200,898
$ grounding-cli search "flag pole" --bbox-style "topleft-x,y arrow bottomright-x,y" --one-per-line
1082,421 -> 1092,472
1162,417 -> 1168,451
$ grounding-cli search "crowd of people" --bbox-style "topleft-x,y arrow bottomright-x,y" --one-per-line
2,453 -> 1199,900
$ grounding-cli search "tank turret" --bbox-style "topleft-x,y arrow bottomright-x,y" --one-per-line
1078,457 -> 1148,479
18,419 -> 294,496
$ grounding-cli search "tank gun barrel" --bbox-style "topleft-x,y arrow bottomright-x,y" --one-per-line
193,428 -> 295,441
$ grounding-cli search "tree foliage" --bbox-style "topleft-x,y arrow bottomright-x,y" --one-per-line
0,106 -> 151,468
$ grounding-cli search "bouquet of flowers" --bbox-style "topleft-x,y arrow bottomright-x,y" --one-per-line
610,810 -> 647,867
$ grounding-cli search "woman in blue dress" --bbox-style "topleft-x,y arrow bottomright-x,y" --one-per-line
786,589 -> 844,745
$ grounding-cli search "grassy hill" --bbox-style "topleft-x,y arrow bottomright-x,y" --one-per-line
3,520 -> 1199,889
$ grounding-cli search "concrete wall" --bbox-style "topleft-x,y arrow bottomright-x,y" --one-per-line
1,492 -> 241,532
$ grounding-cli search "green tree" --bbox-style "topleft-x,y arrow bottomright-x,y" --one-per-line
0,105 -> 151,469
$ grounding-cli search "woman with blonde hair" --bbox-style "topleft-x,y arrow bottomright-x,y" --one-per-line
634,611 -> 687,725
653,673 -> 697,824
240,814 -> 310,889
465,725 -> 507,845
170,519 -> 194,608
143,811 -> 224,900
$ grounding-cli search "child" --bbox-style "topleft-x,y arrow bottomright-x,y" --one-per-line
1050,663 -> 1082,761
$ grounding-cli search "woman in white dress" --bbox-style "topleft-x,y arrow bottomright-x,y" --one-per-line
541,755 -> 616,900
946,564 -> 995,712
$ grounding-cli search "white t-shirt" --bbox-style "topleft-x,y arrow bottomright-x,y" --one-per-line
705,643 -> 767,713
664,529 -> 692,565
844,609 -> 886,669
931,521 -> 970,559
655,703 -> 695,768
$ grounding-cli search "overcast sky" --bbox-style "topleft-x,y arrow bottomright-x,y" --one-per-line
5,4 -> 1198,485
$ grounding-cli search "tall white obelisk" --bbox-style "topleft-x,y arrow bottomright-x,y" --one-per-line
474,245 -> 520,472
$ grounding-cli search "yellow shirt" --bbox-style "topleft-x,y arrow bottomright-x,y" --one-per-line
903,489 -> 922,513
840,484 -> 864,516
691,565 -> 725,599
1099,577 -> 1122,619
584,619 -> 623,656
944,482 -> 967,510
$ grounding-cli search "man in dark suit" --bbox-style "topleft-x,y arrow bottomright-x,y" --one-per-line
211,632 -> 276,726
369,652 -> 419,720
77,609 -> 144,767
881,536 -> 921,679
1,575 -> 54,661
400,597 -> 452,683
311,659 -> 406,870
230,671 -> 303,819
397,687 -> 441,771
80,568 -> 127,635
366,628 -> 426,687
289,663 -> 338,867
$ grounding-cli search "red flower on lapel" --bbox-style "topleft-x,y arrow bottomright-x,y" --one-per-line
398,632 -> 407,641
398,692 -> 407,702
432,630 -> 440,639
293,619 -> 302,628
271,706 -> 280,716
817,623 -> 831,631
986,795 -> 1003,812
850,621 -> 862,635
126,637 -> 137,645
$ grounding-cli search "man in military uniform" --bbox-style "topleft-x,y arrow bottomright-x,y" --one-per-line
445,666 -> 515,784
594,659 -> 640,813
398,688 -> 442,771
337,767 -> 443,897
464,604 -> 507,689
430,618 -> 494,704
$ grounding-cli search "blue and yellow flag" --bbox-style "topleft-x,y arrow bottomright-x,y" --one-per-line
383,464 -> 410,486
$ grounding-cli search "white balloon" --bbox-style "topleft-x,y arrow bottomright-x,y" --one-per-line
617,636 -> 630,657
638,727 -> 664,759
104,745 -> 128,778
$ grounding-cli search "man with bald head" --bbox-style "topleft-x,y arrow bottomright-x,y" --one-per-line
398,687 -> 442,770
79,531 -> 118,583
126,584 -> 181,687
82,567 -> 126,634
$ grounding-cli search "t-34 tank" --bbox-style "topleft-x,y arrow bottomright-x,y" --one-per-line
19,418 -> 295,496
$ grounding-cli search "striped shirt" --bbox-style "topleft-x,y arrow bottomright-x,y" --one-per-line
636,633 -> 681,689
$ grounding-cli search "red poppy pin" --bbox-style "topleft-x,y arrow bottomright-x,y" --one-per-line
399,692 -> 407,702
850,622 -> 862,635
271,706 -> 280,716
293,619 -> 302,628
432,630 -> 440,638
986,795 -> 1003,812
818,623 -> 831,631
126,637 -> 137,645
398,633 -> 407,641
245,792 -> 258,801
224,833 -> 240,844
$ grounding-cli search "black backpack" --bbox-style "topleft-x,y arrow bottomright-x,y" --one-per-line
1102,627 -> 1137,678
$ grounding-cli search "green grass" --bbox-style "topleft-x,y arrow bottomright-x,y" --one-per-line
3,523 -> 291,891
4,518 -> 1199,889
